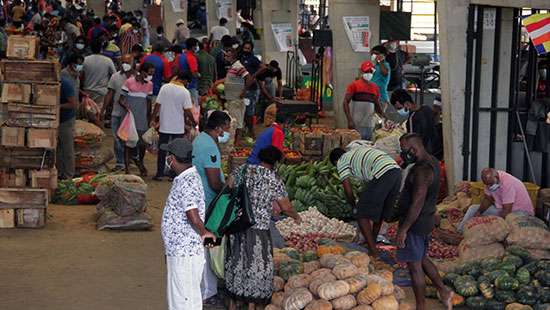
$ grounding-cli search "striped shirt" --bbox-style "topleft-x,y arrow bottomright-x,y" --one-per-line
337,147 -> 400,182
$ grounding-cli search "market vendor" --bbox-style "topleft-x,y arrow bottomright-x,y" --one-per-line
247,113 -> 287,165
457,168 -> 534,232
329,146 -> 401,256
343,61 -> 385,141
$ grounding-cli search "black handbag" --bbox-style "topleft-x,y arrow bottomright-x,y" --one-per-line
223,165 -> 256,234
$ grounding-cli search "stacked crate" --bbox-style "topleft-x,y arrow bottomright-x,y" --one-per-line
0,35 -> 60,228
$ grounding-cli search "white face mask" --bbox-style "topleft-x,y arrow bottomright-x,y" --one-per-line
371,54 -> 378,62
390,42 -> 398,50
145,75 -> 153,82
133,29 -> 139,34
488,183 -> 500,192
218,131 -> 231,144
122,63 -> 132,72
362,73 -> 373,81
76,43 -> 85,50
193,46 -> 200,53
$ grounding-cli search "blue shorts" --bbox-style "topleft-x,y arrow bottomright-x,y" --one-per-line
396,232 -> 431,263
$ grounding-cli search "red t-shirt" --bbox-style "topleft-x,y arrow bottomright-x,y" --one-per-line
346,79 -> 380,102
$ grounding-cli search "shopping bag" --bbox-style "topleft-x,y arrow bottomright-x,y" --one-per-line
117,111 -> 139,148
204,185 -> 233,239
142,127 -> 158,145
223,165 -> 255,234
209,236 -> 226,279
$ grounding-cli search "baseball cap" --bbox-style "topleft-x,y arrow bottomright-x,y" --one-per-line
360,61 -> 375,73
160,138 -> 193,162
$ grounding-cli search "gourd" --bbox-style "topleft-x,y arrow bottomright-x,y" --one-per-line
394,285 -> 406,301
516,286 -> 538,305
537,260 -> 550,271
274,252 -> 291,270
372,269 -> 393,282
303,260 -> 321,274
479,281 -> 495,299
311,268 -> 333,279
503,255 -> 524,269
495,290 -> 517,303
273,276 -> 285,292
442,272 -> 459,286
495,274 -> 520,291
379,281 -> 394,296
371,295 -> 398,310
344,251 -> 364,258
454,275 -> 478,297
310,273 -> 337,296
507,246 -> 532,262
486,270 -> 510,282
265,305 -> 282,310
505,303 -> 534,310
344,275 -> 368,294
331,295 -> 357,310
271,292 -> 285,307
485,300 -> 506,310
357,283 -> 382,305
523,261 -> 539,273
516,267 -> 531,285
482,257 -> 503,271
318,245 -> 346,256
466,296 -> 487,309
539,287 -> 550,303
303,250 -> 318,262
283,287 -> 313,310
398,303 -> 415,310
318,280 -> 351,301
285,274 -> 312,291
304,299 -> 333,310
279,260 -> 304,281
351,305 -> 373,310
321,254 -> 343,269
536,270 -> 550,287
451,294 -> 465,306
497,261 -> 518,274
333,264 -> 359,280
282,247 -> 302,261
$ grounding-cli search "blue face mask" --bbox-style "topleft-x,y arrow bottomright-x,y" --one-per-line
488,183 -> 500,192
218,131 -> 231,144
397,108 -> 409,118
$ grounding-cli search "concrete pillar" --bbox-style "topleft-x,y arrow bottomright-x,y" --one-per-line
259,0 -> 299,78
330,0 -> 380,128
206,0 -> 238,38
122,0 -> 143,13
163,0 -> 187,42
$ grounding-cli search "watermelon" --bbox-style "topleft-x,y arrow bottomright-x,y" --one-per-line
516,267 -> 531,285
503,255 -> 524,269
495,290 -> 516,303
485,300 -> 506,310
516,286 -> 539,305
465,296 -> 487,309
536,270 -> 550,287
495,274 -> 520,291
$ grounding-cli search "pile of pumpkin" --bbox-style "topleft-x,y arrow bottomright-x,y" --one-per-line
268,245 -> 410,310
428,246 -> 550,310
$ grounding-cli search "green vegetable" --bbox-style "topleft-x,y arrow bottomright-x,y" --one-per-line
494,290 -> 516,303
497,261 -> 517,274
465,296 -> 487,309
482,257 -> 502,271
516,267 -> 531,285
443,273 -> 459,287
539,287 -> 550,303
454,275 -> 478,297
503,255 -> 524,269
485,300 -> 505,310
507,245 -> 533,262
302,251 -> 317,262
486,270 -> 509,282
278,260 -> 303,281
495,274 -> 520,291
516,286 -> 539,305
535,270 -> 550,287
479,281 -> 495,299
537,260 -> 550,271
524,261 -> 540,273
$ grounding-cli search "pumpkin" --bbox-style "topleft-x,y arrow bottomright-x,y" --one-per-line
318,245 -> 346,257
372,295 -> 399,310
311,268 -> 333,279
274,252 -> 291,270
394,285 -> 406,301
304,260 -> 321,274
516,286 -> 538,305
310,273 -> 337,296
333,264 -> 359,280
425,285 -> 438,298
365,274 -> 387,286
305,299 -> 333,310
286,274 -> 312,291
318,280 -> 351,301
271,292 -> 285,307
372,269 -> 393,282
279,260 -> 304,281
351,306 -> 373,310
442,272 -> 459,286
303,250 -> 318,262
451,294 -> 465,306
479,281 -> 495,299
516,267 -> 531,285
357,283 -> 382,305
505,303 -> 534,310
398,303 -> 415,310
495,274 -> 520,291
320,254 -> 342,269
332,294 -> 357,310
356,266 -> 370,276
283,287 -> 313,310
502,255 -> 524,269
344,275 -> 368,294
379,281 -> 394,296
485,300 -> 506,310
265,305 -> 282,310
281,247 -> 302,260
350,254 -> 370,268
273,276 -> 285,292
495,290 -> 517,303
466,296 -> 487,309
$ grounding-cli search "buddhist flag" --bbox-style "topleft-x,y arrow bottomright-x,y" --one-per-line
522,13 -> 550,55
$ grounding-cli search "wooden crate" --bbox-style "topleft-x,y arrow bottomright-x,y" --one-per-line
16,208 -> 46,228
301,132 -> 323,156
0,147 -> 56,169
7,35 -> 39,60
322,132 -> 342,157
0,188 -> 48,209
34,83 -> 60,106
30,168 -> 57,190
1,59 -> 60,83
0,208 -> 15,228
1,126 -> 25,146
6,103 -> 59,128
1,83 -> 32,103
27,128 -> 57,149
337,129 -> 362,148
0,169 -> 26,187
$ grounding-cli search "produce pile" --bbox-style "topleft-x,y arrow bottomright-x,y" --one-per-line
53,173 -> 107,205
268,244 -> 411,310
276,208 -> 357,251
73,120 -> 113,173
432,246 -> 550,309
277,160 -> 362,220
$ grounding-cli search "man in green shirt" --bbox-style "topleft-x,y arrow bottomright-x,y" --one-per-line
330,146 -> 401,256
197,42 -> 217,96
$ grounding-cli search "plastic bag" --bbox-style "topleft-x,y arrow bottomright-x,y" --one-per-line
96,175 -> 148,217
142,127 -> 158,145
117,111 -> 139,148
209,236 -> 226,279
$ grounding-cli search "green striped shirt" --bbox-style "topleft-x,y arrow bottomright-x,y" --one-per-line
337,147 -> 400,182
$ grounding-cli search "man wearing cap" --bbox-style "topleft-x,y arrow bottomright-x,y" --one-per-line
343,61 -> 385,141
160,138 -> 216,310
173,19 -> 190,46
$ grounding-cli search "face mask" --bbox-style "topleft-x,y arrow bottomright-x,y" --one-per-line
400,148 -> 417,165
164,157 -> 173,175
193,46 -> 200,53
122,63 -> 132,72
76,43 -> 85,50
133,29 -> 139,34
397,108 -> 409,118
488,183 -> 500,192
74,64 -> 83,72
371,54 -> 378,62
157,33 -> 163,37
362,73 -> 373,81
232,43 -> 239,49
218,131 -> 230,144
390,42 -> 398,50
145,75 -> 153,82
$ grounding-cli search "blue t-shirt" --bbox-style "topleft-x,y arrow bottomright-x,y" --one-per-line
178,53 -> 198,90
192,132 -> 225,205
59,75 -> 76,123
247,124 -> 284,165
143,53 -> 166,95
371,61 -> 391,103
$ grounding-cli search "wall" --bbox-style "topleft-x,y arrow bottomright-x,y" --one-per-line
330,0 -> 380,127
206,0 -> 238,38
162,0 -> 187,41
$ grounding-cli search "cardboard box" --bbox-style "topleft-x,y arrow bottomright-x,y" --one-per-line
1,126 -> 25,147
7,35 -> 39,60
27,128 -> 57,149
34,83 -> 60,106
1,83 -> 32,103
0,209 -> 15,228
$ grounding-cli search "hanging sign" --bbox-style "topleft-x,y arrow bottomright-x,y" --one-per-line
271,23 -> 293,52
343,16 -> 371,52
216,0 -> 233,20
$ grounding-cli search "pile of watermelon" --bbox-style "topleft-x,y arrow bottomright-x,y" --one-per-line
438,245 -> 550,309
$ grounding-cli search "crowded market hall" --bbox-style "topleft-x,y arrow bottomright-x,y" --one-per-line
1,0 -> 550,309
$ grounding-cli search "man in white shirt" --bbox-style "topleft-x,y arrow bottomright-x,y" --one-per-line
151,71 -> 195,181
209,18 -> 230,43
160,138 -> 216,310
